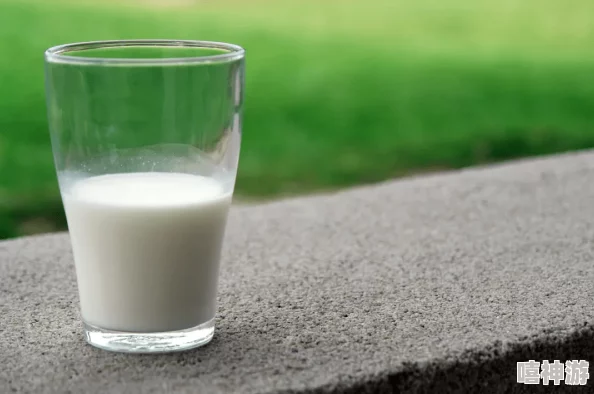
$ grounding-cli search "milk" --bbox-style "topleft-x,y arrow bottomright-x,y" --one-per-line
62,172 -> 232,332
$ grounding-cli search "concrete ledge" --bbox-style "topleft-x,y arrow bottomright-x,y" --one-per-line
2,152 -> 594,393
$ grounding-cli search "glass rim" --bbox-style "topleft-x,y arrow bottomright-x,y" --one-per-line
45,39 -> 245,65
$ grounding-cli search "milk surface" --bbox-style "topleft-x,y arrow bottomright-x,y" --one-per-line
63,172 -> 232,332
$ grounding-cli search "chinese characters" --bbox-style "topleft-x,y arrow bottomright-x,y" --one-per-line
517,360 -> 589,385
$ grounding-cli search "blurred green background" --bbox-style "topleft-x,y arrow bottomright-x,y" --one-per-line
1,0 -> 594,239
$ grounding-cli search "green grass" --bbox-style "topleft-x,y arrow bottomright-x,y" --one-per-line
2,0 -> 594,238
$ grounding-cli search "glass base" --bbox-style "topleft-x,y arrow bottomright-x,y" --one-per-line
83,318 -> 215,353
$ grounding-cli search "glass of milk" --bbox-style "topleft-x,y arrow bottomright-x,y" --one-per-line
44,40 -> 244,353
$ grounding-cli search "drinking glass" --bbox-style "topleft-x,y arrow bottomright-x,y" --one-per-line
44,40 -> 244,353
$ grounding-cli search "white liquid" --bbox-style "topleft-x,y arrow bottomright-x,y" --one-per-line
63,172 -> 232,332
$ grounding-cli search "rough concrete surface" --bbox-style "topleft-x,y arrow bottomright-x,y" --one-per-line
1,152 -> 594,393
